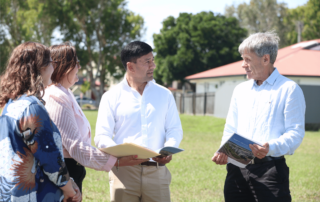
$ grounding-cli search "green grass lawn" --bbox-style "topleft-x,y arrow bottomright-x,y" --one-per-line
82,110 -> 320,202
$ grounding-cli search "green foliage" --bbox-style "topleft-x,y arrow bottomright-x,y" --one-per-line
83,111 -> 320,202
0,0 -> 55,72
302,0 -> 320,40
0,36 -> 10,74
281,0 -> 320,44
153,12 -> 247,84
52,0 -> 144,104
81,104 -> 96,110
283,5 -> 306,45
80,81 -> 91,94
0,0 -> 144,104
225,0 -> 291,47
226,0 -> 320,46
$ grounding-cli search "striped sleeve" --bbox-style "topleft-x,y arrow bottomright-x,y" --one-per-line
45,95 -> 117,171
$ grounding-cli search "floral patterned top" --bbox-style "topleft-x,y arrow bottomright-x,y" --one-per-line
0,95 -> 70,202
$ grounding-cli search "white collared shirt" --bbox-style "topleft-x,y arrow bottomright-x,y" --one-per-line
95,77 -> 183,152
222,68 -> 306,157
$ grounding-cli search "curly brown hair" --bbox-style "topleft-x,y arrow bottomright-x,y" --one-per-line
50,42 -> 78,84
0,42 -> 50,107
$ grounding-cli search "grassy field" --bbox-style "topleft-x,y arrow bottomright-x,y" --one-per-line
82,110 -> 320,202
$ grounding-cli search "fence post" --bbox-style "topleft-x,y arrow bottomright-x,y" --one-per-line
212,93 -> 215,114
193,92 -> 196,115
204,92 -> 207,116
181,93 -> 184,114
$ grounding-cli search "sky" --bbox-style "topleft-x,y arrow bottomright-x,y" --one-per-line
126,0 -> 309,48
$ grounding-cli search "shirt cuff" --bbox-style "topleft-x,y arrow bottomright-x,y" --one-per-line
267,140 -> 275,156
102,155 -> 117,172
57,180 -> 69,188
164,138 -> 180,148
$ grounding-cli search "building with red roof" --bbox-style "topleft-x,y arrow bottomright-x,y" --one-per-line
185,39 -> 320,127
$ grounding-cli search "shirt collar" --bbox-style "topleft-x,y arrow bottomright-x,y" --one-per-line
265,68 -> 280,86
122,75 -> 130,89
253,68 -> 280,87
121,74 -> 156,90
55,83 -> 71,94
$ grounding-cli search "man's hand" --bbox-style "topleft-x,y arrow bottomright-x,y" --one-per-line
249,142 -> 269,159
115,155 -> 149,167
152,155 -> 172,164
211,152 -> 228,165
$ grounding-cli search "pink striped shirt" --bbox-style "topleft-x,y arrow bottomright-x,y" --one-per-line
43,84 -> 117,171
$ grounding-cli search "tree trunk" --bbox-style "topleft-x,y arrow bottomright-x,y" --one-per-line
96,67 -> 106,106
88,63 -> 100,107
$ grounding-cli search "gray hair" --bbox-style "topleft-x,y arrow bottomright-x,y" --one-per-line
238,31 -> 280,64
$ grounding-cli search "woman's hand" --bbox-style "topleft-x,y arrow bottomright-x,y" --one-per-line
70,180 -> 81,202
115,155 -> 149,167
61,179 -> 82,202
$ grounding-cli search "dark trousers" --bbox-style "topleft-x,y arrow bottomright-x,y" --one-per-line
224,158 -> 291,202
65,158 -> 86,193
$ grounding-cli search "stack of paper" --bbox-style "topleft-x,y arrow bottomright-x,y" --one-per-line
99,143 -> 160,159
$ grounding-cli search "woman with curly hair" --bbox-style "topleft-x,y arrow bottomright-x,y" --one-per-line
43,42 -> 148,193
0,42 -> 81,202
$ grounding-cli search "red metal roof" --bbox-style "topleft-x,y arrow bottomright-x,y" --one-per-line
186,39 -> 320,80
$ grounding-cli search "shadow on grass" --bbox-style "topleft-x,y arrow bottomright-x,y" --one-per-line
82,109 -> 98,112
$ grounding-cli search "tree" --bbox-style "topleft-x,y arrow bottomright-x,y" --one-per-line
278,0 -> 319,45
302,0 -> 320,40
225,0 -> 291,47
0,0 -> 143,105
283,5 -> 306,44
153,12 -> 247,84
0,0 -> 56,73
80,81 -> 91,95
52,0 -> 144,105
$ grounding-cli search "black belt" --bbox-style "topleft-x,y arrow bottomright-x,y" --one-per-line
250,156 -> 284,164
140,162 -> 165,166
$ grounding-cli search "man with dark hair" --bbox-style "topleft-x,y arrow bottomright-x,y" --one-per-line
120,41 -> 153,70
95,41 -> 183,202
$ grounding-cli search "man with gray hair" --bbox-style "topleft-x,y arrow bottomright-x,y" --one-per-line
212,31 -> 305,202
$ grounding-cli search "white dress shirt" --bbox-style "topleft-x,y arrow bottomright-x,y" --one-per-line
95,77 -> 183,152
222,68 -> 306,157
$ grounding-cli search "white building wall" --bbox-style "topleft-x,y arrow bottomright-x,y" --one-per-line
196,82 -> 217,93
214,78 -> 246,118
190,76 -> 247,118
193,77 -> 245,93
287,76 -> 320,86
191,76 -> 320,118
196,83 -> 205,93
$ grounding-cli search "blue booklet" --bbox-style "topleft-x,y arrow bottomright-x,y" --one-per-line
217,133 -> 263,168
156,146 -> 184,157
